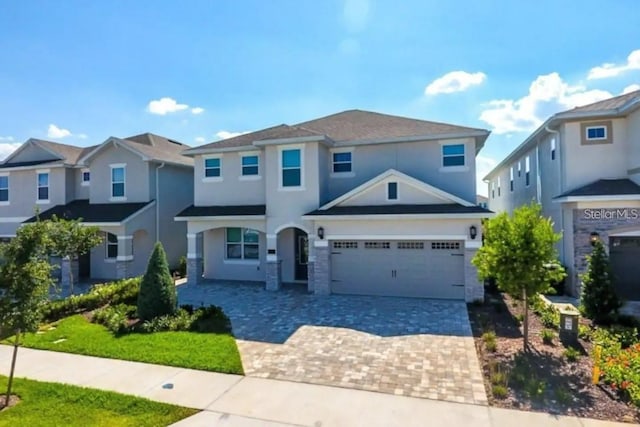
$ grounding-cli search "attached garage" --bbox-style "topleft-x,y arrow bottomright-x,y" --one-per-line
610,236 -> 640,300
330,239 -> 466,299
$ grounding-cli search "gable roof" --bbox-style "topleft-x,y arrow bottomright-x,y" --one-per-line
79,133 -> 193,167
2,138 -> 97,167
185,110 -> 489,154
318,169 -> 475,210
485,90 -> 640,180
554,179 -> 640,200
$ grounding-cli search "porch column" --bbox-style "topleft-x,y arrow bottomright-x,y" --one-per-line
60,256 -> 79,287
265,233 -> 281,291
307,235 -> 316,292
187,232 -> 203,285
313,239 -> 330,295
115,235 -> 133,279
464,241 -> 484,303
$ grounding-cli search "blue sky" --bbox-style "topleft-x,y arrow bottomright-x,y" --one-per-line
1,0 -> 639,195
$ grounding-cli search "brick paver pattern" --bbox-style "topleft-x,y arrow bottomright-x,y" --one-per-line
178,281 -> 487,405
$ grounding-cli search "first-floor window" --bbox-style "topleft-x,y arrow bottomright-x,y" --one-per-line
226,228 -> 259,260
37,172 -> 49,200
0,176 -> 8,202
106,233 -> 118,259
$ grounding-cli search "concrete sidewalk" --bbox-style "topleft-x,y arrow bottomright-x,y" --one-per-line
0,346 -> 628,427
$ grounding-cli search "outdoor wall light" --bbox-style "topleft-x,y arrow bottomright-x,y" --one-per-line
317,227 -> 325,240
590,231 -> 600,246
469,225 -> 477,240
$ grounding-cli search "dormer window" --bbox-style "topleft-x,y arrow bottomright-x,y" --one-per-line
387,182 -> 398,200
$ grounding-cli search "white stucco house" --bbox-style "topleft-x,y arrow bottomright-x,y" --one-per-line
176,110 -> 493,302
485,90 -> 640,299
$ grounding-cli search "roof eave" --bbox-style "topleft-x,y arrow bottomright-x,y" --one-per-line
302,212 -> 494,220
252,135 -> 332,147
335,130 -> 489,147
174,215 -> 266,221
553,194 -> 640,203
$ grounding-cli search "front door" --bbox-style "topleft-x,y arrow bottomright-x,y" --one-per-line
79,252 -> 91,278
610,236 -> 640,300
294,229 -> 308,281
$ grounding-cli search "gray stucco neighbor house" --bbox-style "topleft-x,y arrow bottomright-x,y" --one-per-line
485,90 -> 640,299
0,133 -> 194,283
176,110 -> 493,302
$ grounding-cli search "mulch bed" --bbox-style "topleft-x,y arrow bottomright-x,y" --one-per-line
468,291 -> 639,424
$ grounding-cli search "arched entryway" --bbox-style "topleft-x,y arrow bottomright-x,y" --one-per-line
276,226 -> 309,284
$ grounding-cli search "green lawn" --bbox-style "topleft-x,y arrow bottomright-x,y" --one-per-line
0,376 -> 198,427
11,315 -> 243,374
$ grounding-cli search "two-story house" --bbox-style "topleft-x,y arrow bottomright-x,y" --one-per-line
484,90 -> 640,299
1,133 -> 194,283
176,110 -> 492,302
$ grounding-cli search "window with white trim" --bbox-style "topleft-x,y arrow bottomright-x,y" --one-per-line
509,167 -> 514,192
37,172 -> 49,201
111,166 -> 125,198
525,156 -> 531,187
332,152 -> 352,173
387,182 -> 398,200
0,176 -> 8,202
550,138 -> 556,161
497,177 -> 501,197
204,158 -> 221,178
241,155 -> 258,176
82,170 -> 90,185
105,233 -> 118,259
442,144 -> 465,167
517,161 -> 521,177
281,149 -> 301,187
491,181 -> 495,199
226,227 -> 259,260
586,126 -> 606,140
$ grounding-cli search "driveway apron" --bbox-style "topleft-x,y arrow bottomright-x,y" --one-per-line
178,281 -> 487,405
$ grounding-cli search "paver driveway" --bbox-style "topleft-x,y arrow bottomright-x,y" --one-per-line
178,281 -> 487,405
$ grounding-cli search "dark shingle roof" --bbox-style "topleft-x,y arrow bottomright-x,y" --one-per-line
176,204 -> 266,217
188,110 -> 488,151
34,139 -> 98,164
24,199 -> 153,223
555,179 -> 640,198
305,204 -> 492,216
569,90 -> 640,113
0,159 -> 61,169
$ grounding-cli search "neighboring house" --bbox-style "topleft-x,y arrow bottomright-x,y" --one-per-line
477,194 -> 488,209
176,110 -> 492,302
484,90 -> 640,299
1,134 -> 194,283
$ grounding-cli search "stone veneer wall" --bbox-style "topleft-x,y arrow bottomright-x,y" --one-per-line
313,245 -> 330,295
572,208 -> 640,295
186,258 -> 203,285
464,248 -> 484,303
266,260 -> 282,291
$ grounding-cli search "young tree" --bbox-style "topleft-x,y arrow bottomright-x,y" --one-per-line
48,216 -> 102,293
581,239 -> 621,324
0,221 -> 54,408
473,202 -> 565,351
137,242 -> 177,321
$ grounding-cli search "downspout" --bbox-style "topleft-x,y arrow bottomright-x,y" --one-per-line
155,162 -> 165,242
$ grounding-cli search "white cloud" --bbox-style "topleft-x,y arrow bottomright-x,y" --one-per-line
147,97 -> 189,115
623,84 -> 640,94
476,155 -> 497,196
479,73 -> 612,134
77,133 -> 88,140
0,143 -> 21,160
343,0 -> 370,33
588,49 -> 640,80
0,136 -> 14,142
425,71 -> 486,95
195,136 -> 206,143
215,130 -> 249,140
47,124 -> 72,139
191,107 -> 204,115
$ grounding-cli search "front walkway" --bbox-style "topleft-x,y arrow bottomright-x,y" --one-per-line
178,281 -> 486,405
0,346 -> 625,427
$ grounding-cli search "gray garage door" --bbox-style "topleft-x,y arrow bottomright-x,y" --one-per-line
330,240 -> 465,299
610,237 -> 640,300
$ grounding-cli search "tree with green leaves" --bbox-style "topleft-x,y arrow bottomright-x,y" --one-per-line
137,242 -> 177,321
473,202 -> 565,351
0,221 -> 54,408
47,216 -> 102,294
581,239 -> 621,324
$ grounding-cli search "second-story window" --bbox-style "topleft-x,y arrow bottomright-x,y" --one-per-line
332,152 -> 352,173
0,175 -> 8,202
497,177 -> 501,197
387,182 -> 398,200
510,167 -> 514,192
491,182 -> 495,199
518,161 -> 521,177
550,138 -> 556,161
111,166 -> 125,198
241,155 -> 259,176
442,144 -> 465,167
586,126 -> 606,140
205,157 -> 221,178
282,148 -> 301,187
37,172 -> 49,201
525,156 -> 531,187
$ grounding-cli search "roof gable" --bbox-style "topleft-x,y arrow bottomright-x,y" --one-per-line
3,139 -> 64,165
320,169 -> 474,211
79,134 -> 193,167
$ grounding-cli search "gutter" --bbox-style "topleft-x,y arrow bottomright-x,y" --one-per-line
155,162 -> 165,242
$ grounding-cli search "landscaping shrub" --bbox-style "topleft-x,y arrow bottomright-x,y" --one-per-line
138,305 -> 231,334
43,278 -> 140,322
177,256 -> 187,277
137,242 -> 177,321
597,342 -> 640,406
541,328 -> 555,345
492,384 -> 508,399
482,331 -> 497,352
563,346 -> 580,363
93,304 -> 134,334
581,240 -> 621,324
578,324 -> 592,341
530,296 -> 560,329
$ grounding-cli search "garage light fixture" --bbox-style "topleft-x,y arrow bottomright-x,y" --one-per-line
590,231 -> 600,246
317,227 -> 325,240
469,225 -> 477,240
